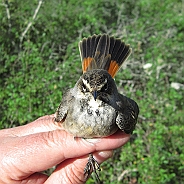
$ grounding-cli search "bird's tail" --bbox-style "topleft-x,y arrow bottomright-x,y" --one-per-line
79,34 -> 132,78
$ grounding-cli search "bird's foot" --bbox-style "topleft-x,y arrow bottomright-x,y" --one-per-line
84,153 -> 101,183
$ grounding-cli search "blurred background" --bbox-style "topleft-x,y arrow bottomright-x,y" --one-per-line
0,0 -> 183,183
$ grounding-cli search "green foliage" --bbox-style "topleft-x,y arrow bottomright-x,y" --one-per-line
0,0 -> 183,183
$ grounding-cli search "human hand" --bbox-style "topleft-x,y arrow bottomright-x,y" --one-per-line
0,115 -> 130,184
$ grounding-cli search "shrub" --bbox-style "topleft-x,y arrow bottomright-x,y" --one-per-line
0,0 -> 183,183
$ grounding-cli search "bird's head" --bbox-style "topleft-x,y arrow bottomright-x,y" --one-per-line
78,70 -> 117,101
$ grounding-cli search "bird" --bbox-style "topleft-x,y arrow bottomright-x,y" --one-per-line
54,34 -> 139,183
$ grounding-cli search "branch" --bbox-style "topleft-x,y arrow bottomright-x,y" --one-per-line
20,0 -> 43,47
2,0 -> 11,32
118,168 -> 138,181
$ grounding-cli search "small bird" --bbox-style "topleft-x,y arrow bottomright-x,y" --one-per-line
55,34 -> 139,182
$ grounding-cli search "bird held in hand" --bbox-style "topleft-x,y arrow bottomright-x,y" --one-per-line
54,34 -> 139,183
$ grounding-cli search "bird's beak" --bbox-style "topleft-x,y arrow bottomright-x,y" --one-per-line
93,90 -> 98,101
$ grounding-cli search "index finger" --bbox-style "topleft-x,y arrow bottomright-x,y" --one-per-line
0,114 -> 62,137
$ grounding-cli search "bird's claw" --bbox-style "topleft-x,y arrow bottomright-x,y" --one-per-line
84,153 -> 101,183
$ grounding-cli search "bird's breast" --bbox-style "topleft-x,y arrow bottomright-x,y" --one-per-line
63,92 -> 118,138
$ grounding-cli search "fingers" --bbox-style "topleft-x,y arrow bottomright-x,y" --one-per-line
1,128 -> 129,172
0,128 -> 130,182
85,129 -> 131,150
0,115 -> 130,184
0,114 -> 61,137
9,173 -> 48,184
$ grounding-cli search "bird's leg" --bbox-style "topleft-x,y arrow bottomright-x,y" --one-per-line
84,153 -> 101,183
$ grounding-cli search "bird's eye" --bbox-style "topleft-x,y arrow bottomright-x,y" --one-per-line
101,82 -> 108,92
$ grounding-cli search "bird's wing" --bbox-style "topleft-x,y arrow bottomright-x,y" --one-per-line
54,90 -> 74,122
116,94 -> 139,134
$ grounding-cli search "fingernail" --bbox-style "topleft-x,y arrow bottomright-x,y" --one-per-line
84,138 -> 101,144
98,150 -> 113,159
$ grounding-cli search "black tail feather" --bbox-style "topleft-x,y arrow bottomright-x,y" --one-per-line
79,34 -> 131,77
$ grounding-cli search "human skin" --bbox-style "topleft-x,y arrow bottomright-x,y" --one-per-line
0,114 -> 130,184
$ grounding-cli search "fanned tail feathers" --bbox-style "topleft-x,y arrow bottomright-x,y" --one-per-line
79,34 -> 132,78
